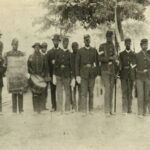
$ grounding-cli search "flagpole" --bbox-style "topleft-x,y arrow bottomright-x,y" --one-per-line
114,0 -> 118,113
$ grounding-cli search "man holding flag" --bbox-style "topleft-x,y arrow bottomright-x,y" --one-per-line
98,31 -> 118,116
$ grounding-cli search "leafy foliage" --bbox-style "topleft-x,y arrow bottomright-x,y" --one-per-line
35,0 -> 150,33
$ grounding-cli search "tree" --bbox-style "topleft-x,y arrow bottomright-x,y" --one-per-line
34,0 -> 150,34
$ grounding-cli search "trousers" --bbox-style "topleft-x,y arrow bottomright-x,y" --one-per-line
32,92 -> 44,113
12,93 -> 23,113
80,78 -> 95,113
50,82 -> 56,110
71,83 -> 81,111
121,79 -> 133,113
0,87 -> 2,112
136,79 -> 150,115
42,84 -> 48,110
102,72 -> 115,114
56,76 -> 71,112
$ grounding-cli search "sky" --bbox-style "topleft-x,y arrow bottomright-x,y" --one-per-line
0,0 -> 45,54
0,0 -> 150,54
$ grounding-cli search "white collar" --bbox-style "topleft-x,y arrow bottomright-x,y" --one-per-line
63,48 -> 68,52
53,47 -> 59,50
40,50 -> 47,55
125,49 -> 131,53
85,46 -> 91,50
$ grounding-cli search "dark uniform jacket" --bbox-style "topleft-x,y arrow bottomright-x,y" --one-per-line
136,50 -> 150,80
70,52 -> 77,78
76,47 -> 99,79
47,47 -> 62,78
54,49 -> 72,78
119,50 -> 136,80
0,56 -> 5,87
0,41 -> 5,87
28,51 -> 48,78
99,42 -> 117,75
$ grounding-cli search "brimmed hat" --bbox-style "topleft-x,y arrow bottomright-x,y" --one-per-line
106,31 -> 113,37
52,34 -> 61,41
140,39 -> 148,45
41,42 -> 48,48
32,42 -> 41,48
72,42 -> 79,46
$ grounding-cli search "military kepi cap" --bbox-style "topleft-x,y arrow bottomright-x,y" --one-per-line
125,38 -> 131,43
41,42 -> 48,48
32,42 -> 41,48
84,34 -> 90,40
52,34 -> 61,41
106,31 -> 113,37
63,36 -> 69,42
140,39 -> 148,45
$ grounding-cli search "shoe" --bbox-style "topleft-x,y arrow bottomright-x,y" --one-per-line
44,108 -> 49,111
65,111 -> 70,115
138,115 -> 144,119
122,113 -> 127,116
128,111 -> 132,114
71,109 -> 76,113
82,112 -> 87,117
110,112 -> 115,116
50,108 -> 55,112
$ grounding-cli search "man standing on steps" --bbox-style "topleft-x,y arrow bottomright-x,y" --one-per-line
70,42 -> 81,112
98,31 -> 118,116
119,38 -> 136,115
47,34 -> 62,112
76,34 -> 99,115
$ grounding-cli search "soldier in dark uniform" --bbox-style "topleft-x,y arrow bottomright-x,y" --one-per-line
70,42 -> 81,112
0,33 -> 6,113
40,42 -> 50,110
4,38 -> 25,114
98,31 -> 118,116
53,37 -> 72,113
28,43 -> 49,114
47,34 -> 62,112
135,39 -> 150,117
119,38 -> 136,115
76,35 -> 99,114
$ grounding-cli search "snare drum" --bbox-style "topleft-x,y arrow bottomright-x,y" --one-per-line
29,75 -> 47,94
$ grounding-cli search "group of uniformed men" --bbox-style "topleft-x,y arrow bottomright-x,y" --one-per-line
0,30 -> 150,117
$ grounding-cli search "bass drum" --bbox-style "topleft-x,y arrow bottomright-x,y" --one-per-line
29,75 -> 47,94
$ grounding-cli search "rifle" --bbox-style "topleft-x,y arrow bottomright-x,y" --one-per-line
114,34 -> 119,113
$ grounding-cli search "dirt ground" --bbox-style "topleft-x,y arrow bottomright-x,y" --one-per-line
0,78 -> 150,150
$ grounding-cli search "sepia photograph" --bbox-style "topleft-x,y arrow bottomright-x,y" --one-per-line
0,0 -> 150,150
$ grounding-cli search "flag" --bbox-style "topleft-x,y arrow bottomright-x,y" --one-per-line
114,2 -> 124,52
